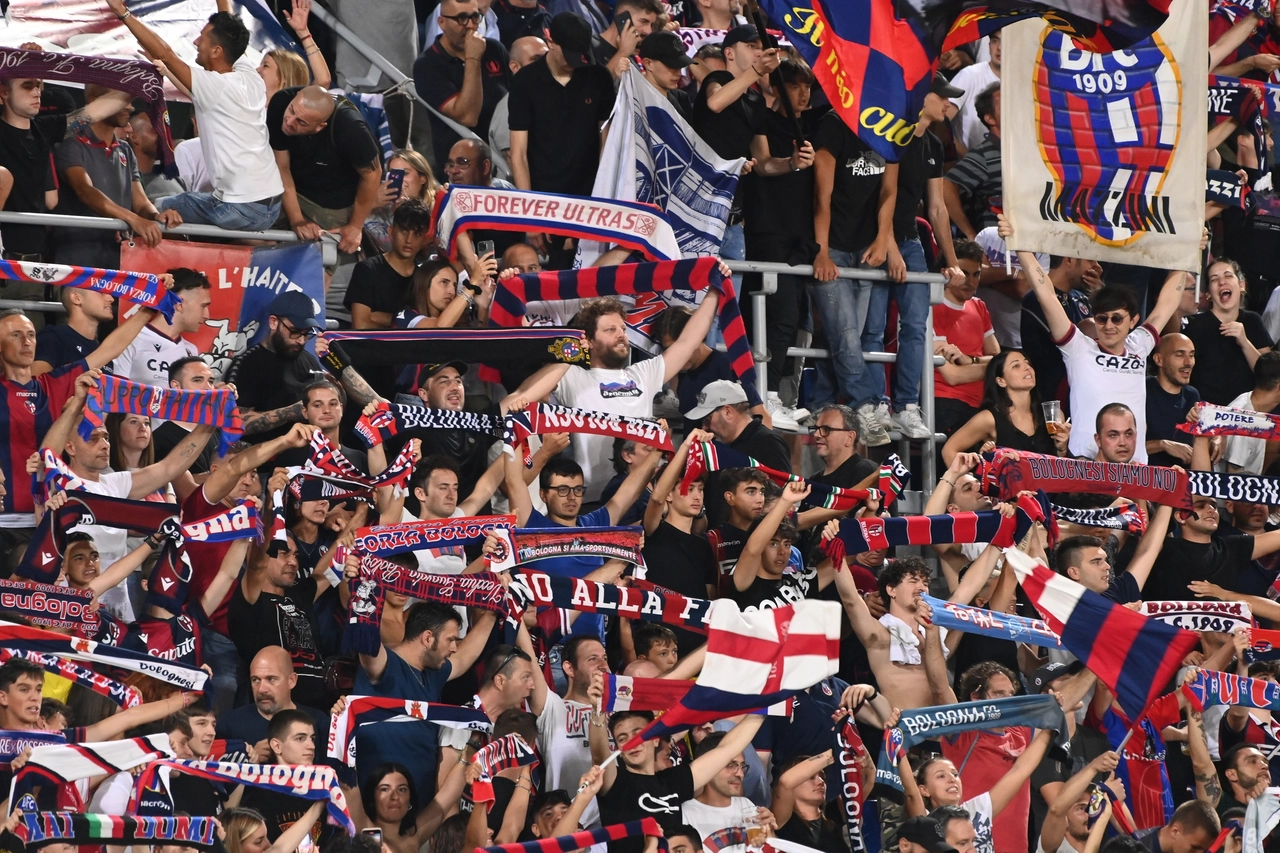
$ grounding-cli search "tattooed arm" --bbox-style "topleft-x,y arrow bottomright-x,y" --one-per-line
240,401 -> 306,436
334,363 -> 383,409
1182,669 -> 1222,807
129,424 -> 215,498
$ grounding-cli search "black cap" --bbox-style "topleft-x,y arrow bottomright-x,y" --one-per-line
1032,660 -> 1084,693
899,816 -> 959,853
549,13 -> 595,67
721,24 -> 761,50
417,360 -> 468,387
639,31 -> 695,68
931,71 -> 965,100
269,291 -> 322,331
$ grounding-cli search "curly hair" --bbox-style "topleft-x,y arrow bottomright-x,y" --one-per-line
575,297 -> 630,340
957,661 -> 1019,701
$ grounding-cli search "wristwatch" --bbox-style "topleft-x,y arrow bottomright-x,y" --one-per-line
970,355 -> 980,365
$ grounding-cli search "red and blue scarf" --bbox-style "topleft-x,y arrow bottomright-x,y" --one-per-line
509,569 -> 711,634
327,695 -> 491,768
0,579 -> 96,631
0,620 -> 208,691
489,257 -> 754,383
353,515 -> 516,558
0,649 -> 141,708
14,734 -> 172,811
1178,403 -> 1280,439
80,375 -> 242,455
12,812 -> 220,851
503,402 -> 673,466
979,450 -> 1193,510
471,733 -> 539,806
306,432 -> 416,494
478,818 -> 667,853
0,259 -> 180,321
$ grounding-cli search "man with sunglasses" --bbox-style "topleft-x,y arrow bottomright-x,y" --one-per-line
415,0 -> 512,169
442,139 -> 521,258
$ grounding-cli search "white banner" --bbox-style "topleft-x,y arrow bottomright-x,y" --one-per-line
1001,0 -> 1207,272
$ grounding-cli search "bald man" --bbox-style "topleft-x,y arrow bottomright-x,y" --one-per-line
215,645 -> 330,758
490,35 -> 549,164
1147,331 -> 1199,467
266,84 -> 383,255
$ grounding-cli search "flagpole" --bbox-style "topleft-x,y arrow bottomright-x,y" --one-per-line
577,750 -> 622,794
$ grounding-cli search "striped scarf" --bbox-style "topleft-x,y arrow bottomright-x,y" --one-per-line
14,734 -> 172,811
0,649 -> 141,707
326,695 -> 491,767
489,257 -> 755,383
603,674 -> 699,712
1178,403 -> 1280,438
471,733 -> 539,805
12,812 -> 219,851
478,818 -> 667,853
979,450 -> 1193,509
343,555 -> 515,655
1050,502 -> 1147,534
0,579 -> 96,630
80,375 -> 242,455
510,570 -> 711,634
1182,670 -> 1280,712
0,730 -> 66,769
134,760 -> 355,834
0,260 -> 180,322
503,402 -> 673,466
0,621 -> 208,691
307,432 -> 415,494
837,718 -> 869,853
682,441 -> 904,510
921,594 -> 1064,649
354,401 -> 501,448
353,515 -> 515,559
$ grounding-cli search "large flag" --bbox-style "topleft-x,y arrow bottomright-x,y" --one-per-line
577,65 -> 745,266
624,600 -> 841,744
1004,549 -> 1197,720
1001,0 -> 1208,271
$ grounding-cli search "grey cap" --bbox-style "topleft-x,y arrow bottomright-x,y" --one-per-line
685,379 -> 748,420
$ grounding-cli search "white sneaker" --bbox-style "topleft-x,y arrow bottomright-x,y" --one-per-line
653,389 -> 682,420
856,403 -> 891,447
891,404 -> 933,440
767,391 -> 809,421
766,392 -> 802,432
873,401 -> 893,429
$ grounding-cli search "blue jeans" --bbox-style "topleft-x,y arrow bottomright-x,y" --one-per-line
862,238 -> 931,409
807,249 -> 881,409
157,192 -> 282,232
202,629 -> 241,716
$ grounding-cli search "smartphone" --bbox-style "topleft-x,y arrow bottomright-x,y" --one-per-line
615,10 -> 631,30
386,168 -> 406,199
361,829 -> 383,846
476,239 -> 495,258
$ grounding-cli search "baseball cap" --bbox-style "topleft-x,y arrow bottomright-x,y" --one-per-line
1032,660 -> 1084,693
685,379 -> 748,420
721,24 -> 761,50
898,816 -> 958,853
931,71 -> 965,100
549,13 -> 595,67
269,291 -> 322,331
417,360 -> 468,386
639,31 -> 695,68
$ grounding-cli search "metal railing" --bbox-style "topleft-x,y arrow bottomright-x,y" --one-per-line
724,260 -> 948,499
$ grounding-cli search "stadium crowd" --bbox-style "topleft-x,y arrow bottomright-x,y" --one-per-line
3,2 -> 1280,853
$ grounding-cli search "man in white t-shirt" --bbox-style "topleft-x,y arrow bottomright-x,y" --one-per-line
510,292 -> 720,501
113,268 -> 210,395
106,0 -> 285,231
537,635 -> 610,827
679,730 -> 774,845
948,33 -> 1001,156
1221,351 -> 1280,475
1001,215 -> 1185,463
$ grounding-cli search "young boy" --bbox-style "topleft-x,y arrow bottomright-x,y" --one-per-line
706,468 -> 769,588
632,624 -> 679,674
240,709 -> 325,845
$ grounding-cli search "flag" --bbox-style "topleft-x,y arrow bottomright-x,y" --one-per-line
602,674 -> 794,716
1004,549 -> 1198,720
624,600 -> 841,744
578,65 -> 745,266
327,696 -> 491,767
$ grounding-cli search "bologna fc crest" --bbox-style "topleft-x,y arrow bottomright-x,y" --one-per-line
1034,28 -> 1181,247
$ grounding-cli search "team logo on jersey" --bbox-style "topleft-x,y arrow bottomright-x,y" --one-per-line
1034,28 -> 1181,247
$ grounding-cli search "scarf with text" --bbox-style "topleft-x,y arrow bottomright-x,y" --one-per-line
38,448 -> 89,497
1139,601 -> 1253,633
471,733 -> 540,806
134,760 -> 355,834
979,450 -> 1194,509
503,403 -> 673,466
511,527 -> 645,569
13,734 -> 172,812
353,515 -> 516,560
0,258 -> 180,321
433,185 -> 681,261
0,730 -> 66,770
12,812 -> 219,851
1050,503 -> 1148,535
1182,670 -> 1280,712
1188,471 -> 1280,506
0,47 -> 177,176
920,594 -> 1065,649
343,555 -> 515,654
836,718 -> 869,853
326,695 -> 491,768
509,570 -> 711,634
81,375 -> 242,455
822,495 -> 1046,567
0,649 -> 141,708
355,401 -> 501,448
0,579 -> 96,631
182,501 -> 261,544
0,621 -> 208,691
325,328 -> 591,372
477,818 -> 667,853
874,696 -> 1070,796
490,257 -> 754,382
1178,403 -> 1280,439
306,432 -> 416,495
681,440 -> 904,509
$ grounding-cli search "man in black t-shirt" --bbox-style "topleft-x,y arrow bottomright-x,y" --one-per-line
0,73 -> 66,264
345,198 -> 431,331
267,86 -> 382,256
153,356 -> 219,475
1145,495 -> 1280,600
1146,332 -> 1199,467
414,0 -> 511,168
33,289 -> 112,373
241,710 -> 327,843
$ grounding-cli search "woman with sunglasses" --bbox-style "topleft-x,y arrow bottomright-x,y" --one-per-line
1184,258 -> 1272,406
941,351 -> 1069,465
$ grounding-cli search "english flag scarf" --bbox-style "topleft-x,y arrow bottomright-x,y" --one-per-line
490,257 -> 755,383
0,258 -> 180,321
1178,403 -> 1280,439
503,403 -> 673,466
134,760 -> 355,834
327,695 -> 491,768
12,812 -> 220,851
601,674 -> 794,716
470,733 -> 539,806
979,450 -> 1193,509
355,401 -> 501,448
477,818 -> 668,853
1050,503 -> 1147,534
352,515 -> 516,558
681,440 -> 906,509
80,375 -> 242,455
13,734 -> 172,811
0,649 -> 141,708
0,621 -> 208,691
0,579 -> 96,631
509,570 -> 712,634
920,594 -> 1065,650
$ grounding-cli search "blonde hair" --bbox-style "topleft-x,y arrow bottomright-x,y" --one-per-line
389,148 -> 441,208
221,809 -> 267,853
267,49 -> 310,89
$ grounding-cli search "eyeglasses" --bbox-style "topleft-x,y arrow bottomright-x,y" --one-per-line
1093,312 -> 1130,327
444,157 -> 472,169
809,425 -> 854,437
442,11 -> 483,23
276,317 -> 316,340
549,485 -> 587,497
724,761 -> 748,774
493,650 -> 522,676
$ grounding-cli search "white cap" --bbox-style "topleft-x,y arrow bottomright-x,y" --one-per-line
685,379 -> 749,420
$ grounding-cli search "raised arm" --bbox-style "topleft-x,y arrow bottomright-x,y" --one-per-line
987,729 -> 1053,815
128,424 -> 214,498
1040,751 -> 1121,853
661,291 -> 720,384
1145,271 -> 1191,335
266,802 -> 325,853
282,0 -> 331,87
103,0 -> 193,92
602,443 -> 663,525
998,215 -> 1072,343
204,423 -> 319,505
733,481 -> 809,591
460,452 -> 507,516
644,429 -> 710,535
84,690 -> 193,741
826,522 -> 889,650
504,363 -> 570,409
689,714 -> 765,788
1181,670 -> 1222,807
771,752 -> 833,827
513,619 -> 547,714
88,538 -> 161,597
503,448 -> 534,527
449,610 -> 498,682
1121,503 -> 1172,593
